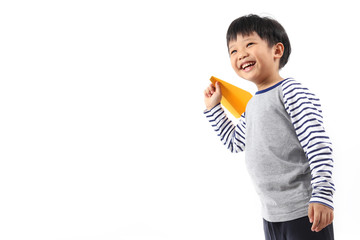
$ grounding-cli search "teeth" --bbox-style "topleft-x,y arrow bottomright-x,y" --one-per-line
241,62 -> 255,69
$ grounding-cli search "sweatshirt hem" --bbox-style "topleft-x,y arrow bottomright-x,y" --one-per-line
262,207 -> 309,223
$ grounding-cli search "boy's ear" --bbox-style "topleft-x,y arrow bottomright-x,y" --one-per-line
273,42 -> 284,59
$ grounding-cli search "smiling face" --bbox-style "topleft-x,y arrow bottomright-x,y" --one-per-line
228,32 -> 284,88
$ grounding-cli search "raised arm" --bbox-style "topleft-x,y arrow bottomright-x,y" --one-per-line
204,82 -> 246,153
204,104 -> 246,153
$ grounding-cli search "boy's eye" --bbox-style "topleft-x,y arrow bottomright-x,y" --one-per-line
246,42 -> 254,47
230,50 -> 237,55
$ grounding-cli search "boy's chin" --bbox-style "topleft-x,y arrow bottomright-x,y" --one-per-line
236,73 -> 256,83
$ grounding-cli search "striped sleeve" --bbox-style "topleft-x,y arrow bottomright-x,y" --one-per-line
204,103 -> 246,153
281,79 -> 335,209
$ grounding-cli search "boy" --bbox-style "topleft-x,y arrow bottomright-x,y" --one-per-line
203,15 -> 334,240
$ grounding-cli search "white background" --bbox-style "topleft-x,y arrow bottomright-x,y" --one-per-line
0,0 -> 358,239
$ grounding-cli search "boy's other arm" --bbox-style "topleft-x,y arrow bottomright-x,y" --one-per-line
281,79 -> 335,231
203,82 -> 246,153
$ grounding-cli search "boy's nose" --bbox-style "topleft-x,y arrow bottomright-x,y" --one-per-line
238,51 -> 248,61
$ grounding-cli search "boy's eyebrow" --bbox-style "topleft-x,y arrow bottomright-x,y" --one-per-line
243,37 -> 257,42
228,37 -> 258,50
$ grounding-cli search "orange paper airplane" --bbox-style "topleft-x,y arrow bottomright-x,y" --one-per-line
210,76 -> 252,118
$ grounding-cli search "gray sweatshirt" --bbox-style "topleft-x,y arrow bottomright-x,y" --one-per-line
204,78 -> 334,222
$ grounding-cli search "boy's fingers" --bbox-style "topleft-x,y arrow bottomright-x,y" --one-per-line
326,211 -> 333,227
326,213 -> 331,227
206,85 -> 214,95
204,89 -> 210,98
207,84 -> 215,94
308,205 -> 314,223
311,212 -> 320,231
330,211 -> 334,223
316,213 -> 327,232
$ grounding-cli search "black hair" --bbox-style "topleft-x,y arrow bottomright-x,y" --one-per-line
226,14 -> 291,69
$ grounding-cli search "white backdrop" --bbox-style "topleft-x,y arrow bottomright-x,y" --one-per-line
0,0 -> 358,239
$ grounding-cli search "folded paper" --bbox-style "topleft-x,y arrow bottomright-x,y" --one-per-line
210,76 -> 252,118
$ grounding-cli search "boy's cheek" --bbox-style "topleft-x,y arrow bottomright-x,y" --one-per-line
230,58 -> 237,69
231,64 -> 237,73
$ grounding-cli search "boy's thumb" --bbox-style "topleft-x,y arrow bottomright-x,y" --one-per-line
215,82 -> 222,94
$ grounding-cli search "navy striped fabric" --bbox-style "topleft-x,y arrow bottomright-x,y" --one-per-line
281,79 -> 334,209
205,103 -> 246,153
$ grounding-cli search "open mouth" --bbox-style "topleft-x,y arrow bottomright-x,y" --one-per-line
241,61 -> 256,71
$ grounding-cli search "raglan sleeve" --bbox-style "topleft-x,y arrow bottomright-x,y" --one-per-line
203,103 -> 246,153
281,79 -> 335,209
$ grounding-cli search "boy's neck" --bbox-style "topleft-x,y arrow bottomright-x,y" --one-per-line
255,72 -> 284,91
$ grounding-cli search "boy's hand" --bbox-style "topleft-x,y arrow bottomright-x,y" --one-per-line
308,203 -> 334,232
204,82 -> 222,110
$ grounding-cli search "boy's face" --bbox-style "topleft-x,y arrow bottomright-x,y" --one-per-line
228,32 -> 281,84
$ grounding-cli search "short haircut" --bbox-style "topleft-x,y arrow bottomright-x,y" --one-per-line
226,14 -> 291,69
